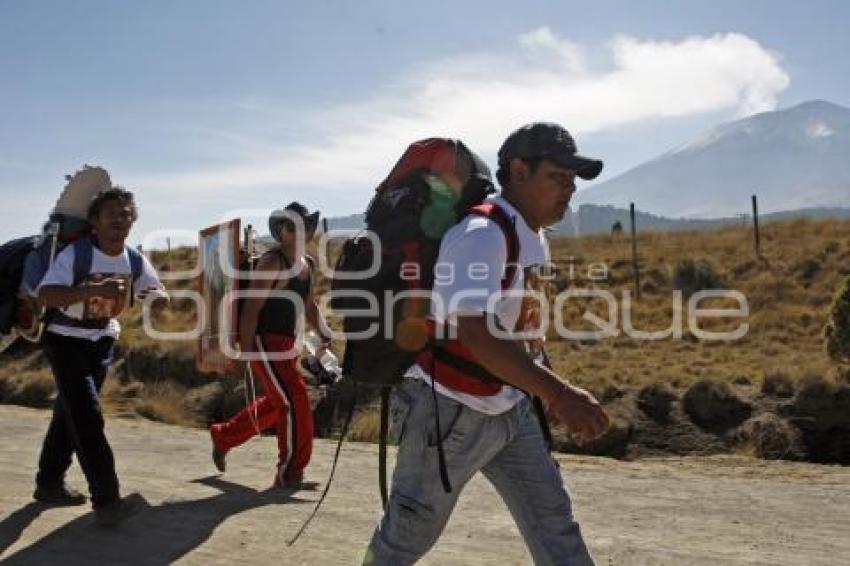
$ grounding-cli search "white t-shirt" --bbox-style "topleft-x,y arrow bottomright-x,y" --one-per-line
406,195 -> 551,415
38,244 -> 166,341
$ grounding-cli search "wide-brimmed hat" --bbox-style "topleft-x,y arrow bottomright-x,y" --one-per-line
268,202 -> 320,240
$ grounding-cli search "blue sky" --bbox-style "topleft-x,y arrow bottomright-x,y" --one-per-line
1,0 -> 849,244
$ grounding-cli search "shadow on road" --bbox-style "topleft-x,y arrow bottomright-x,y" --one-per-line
0,476 -> 309,565
0,501 -> 46,556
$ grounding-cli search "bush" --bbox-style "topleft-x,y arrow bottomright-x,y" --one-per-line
736,413 -> 803,460
782,375 -> 850,431
794,258 -> 822,286
825,275 -> 850,363
0,369 -> 54,408
673,259 -> 724,296
348,406 -> 381,443
779,375 -> 850,463
637,383 -> 677,423
682,379 -> 752,432
133,381 -> 199,427
761,371 -> 795,398
552,417 -> 633,459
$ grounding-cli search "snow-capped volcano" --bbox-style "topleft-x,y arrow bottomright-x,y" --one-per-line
576,100 -> 850,217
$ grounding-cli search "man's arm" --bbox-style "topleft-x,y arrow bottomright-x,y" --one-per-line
36,244 -> 126,308
38,279 -> 126,309
456,315 -> 610,444
135,255 -> 170,311
305,288 -> 333,346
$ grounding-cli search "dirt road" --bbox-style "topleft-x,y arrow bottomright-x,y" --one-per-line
0,405 -> 847,565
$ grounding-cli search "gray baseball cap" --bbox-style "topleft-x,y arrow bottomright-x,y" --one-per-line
498,122 -> 603,180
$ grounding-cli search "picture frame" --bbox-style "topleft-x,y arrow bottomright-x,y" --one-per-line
196,218 -> 240,374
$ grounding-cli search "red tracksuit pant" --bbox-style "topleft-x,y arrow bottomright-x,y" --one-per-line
211,334 -> 313,484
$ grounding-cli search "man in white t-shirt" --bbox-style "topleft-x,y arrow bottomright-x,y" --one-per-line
365,123 -> 610,565
34,187 -> 167,526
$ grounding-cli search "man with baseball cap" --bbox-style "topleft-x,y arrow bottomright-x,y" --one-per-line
364,123 -> 609,565
498,121 -> 604,181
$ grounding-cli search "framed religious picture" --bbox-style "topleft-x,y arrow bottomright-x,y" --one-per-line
197,219 -> 240,373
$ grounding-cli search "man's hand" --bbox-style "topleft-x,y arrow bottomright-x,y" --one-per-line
89,277 -> 127,301
314,341 -> 331,359
545,384 -> 610,445
307,385 -> 329,410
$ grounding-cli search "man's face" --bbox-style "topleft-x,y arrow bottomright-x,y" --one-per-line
279,223 -> 316,247
91,198 -> 134,242
513,159 -> 577,228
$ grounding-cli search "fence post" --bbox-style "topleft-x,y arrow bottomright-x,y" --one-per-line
752,194 -> 761,257
322,218 -> 329,234
630,202 -> 641,299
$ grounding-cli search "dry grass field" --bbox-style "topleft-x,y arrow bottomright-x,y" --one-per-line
2,218 -> 849,463
547,218 -> 849,392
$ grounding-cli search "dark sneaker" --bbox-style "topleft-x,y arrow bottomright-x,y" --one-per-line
212,448 -> 227,473
210,427 -> 227,473
94,494 -> 143,527
273,470 -> 313,490
33,484 -> 87,506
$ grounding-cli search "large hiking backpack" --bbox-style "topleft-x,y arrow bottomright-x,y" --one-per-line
0,235 -> 42,336
328,138 -> 524,510
0,216 -> 83,340
1,166 -> 114,344
331,138 -> 515,385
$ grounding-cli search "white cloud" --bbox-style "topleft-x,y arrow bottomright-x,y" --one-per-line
133,29 -> 790,211
807,121 -> 834,138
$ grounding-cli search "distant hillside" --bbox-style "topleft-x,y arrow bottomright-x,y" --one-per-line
553,204 -> 850,235
323,205 -> 850,236
326,214 -> 367,231
576,100 -> 850,217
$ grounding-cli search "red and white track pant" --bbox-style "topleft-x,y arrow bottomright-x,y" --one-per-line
210,333 -> 313,484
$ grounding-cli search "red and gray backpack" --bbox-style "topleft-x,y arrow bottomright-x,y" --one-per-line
329,138 -> 521,508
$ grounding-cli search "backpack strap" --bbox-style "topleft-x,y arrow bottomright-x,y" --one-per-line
71,237 -> 94,287
469,204 -> 554,453
378,386 -> 392,511
126,245 -> 144,307
467,202 -> 520,290
127,245 -> 144,282
424,201 -> 522,392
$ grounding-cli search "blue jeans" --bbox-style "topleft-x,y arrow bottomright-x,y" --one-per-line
365,378 -> 595,565
36,332 -> 120,508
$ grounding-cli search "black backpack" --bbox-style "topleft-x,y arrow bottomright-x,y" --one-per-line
329,138 -> 527,509
0,235 -> 42,336
331,138 -> 500,385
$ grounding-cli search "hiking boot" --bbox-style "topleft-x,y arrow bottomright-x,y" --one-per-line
274,470 -> 304,490
210,427 -> 227,473
33,484 -> 87,506
94,495 -> 142,527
